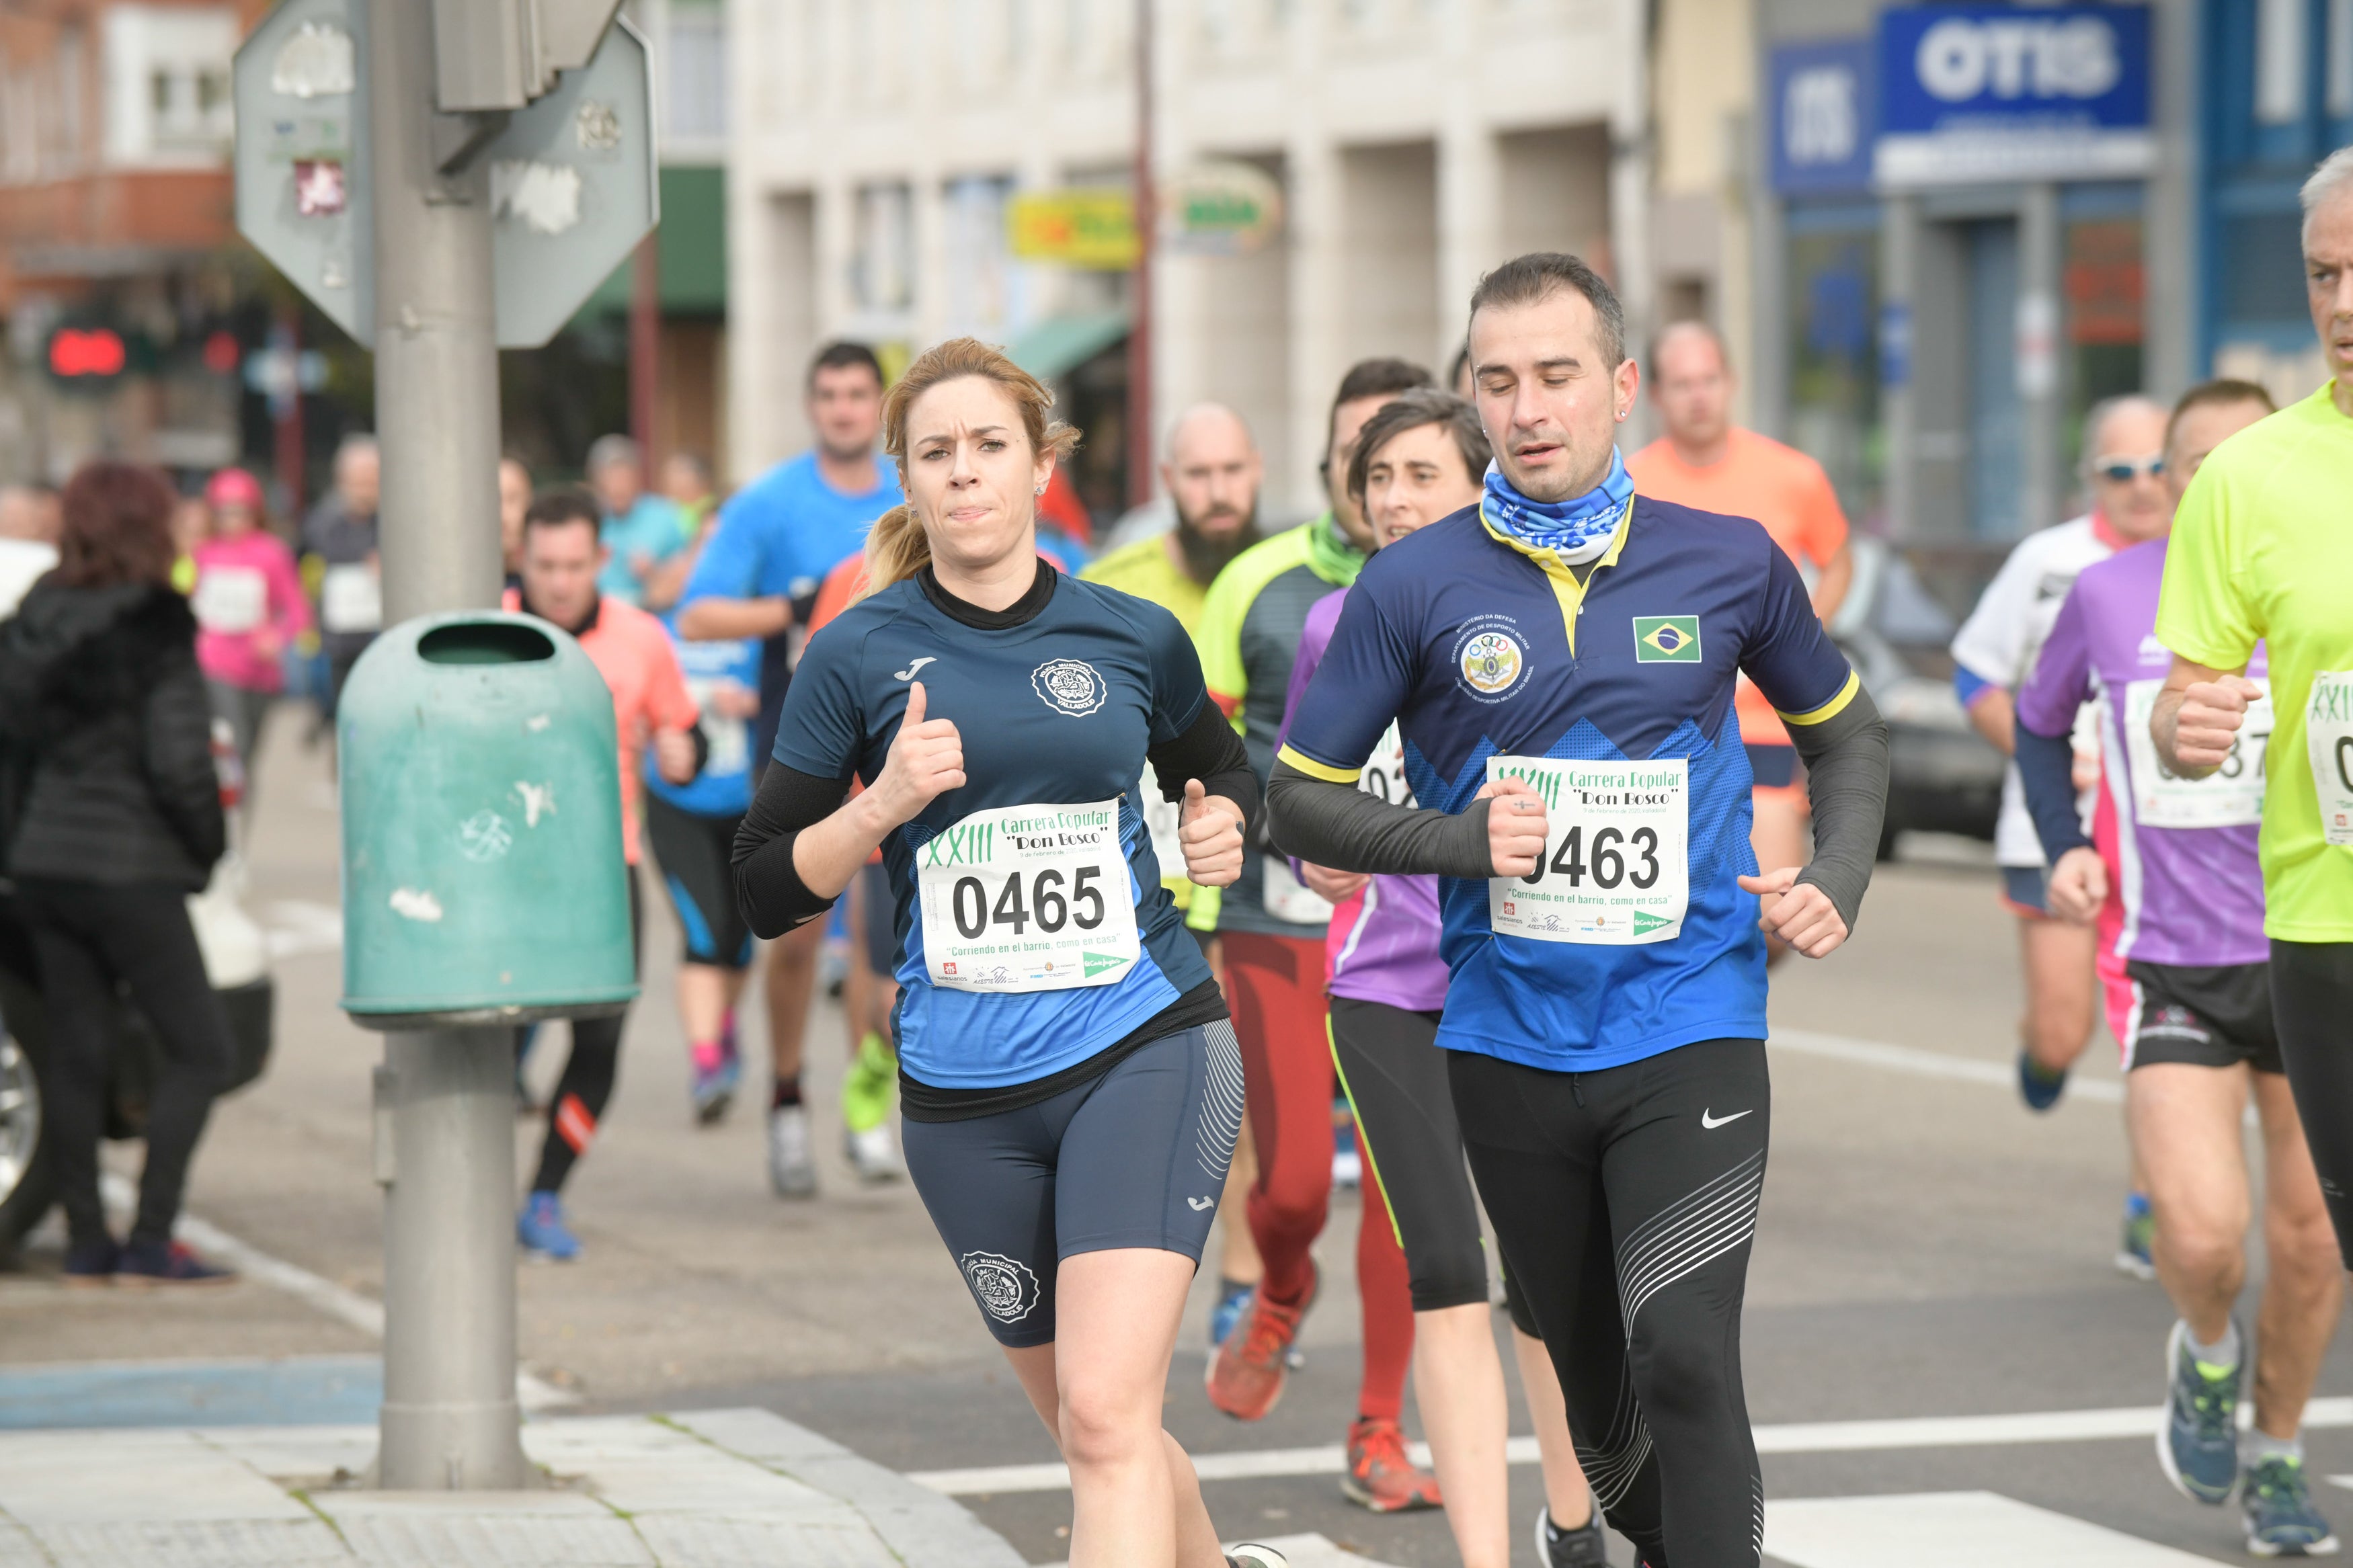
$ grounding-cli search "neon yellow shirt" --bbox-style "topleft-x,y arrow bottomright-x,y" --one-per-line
1081,534 -> 1210,639
2155,384 -> 2353,941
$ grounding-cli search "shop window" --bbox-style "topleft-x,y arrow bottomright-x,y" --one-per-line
2063,217 -> 2145,469
1786,226 -> 1882,530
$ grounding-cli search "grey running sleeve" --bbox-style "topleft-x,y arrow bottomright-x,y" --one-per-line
1265,762 -> 1497,880
1781,683 -> 1891,931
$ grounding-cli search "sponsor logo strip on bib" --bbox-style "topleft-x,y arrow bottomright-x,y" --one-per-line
1485,755 -> 1689,945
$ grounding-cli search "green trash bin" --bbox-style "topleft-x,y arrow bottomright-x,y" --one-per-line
337,612 -> 637,1028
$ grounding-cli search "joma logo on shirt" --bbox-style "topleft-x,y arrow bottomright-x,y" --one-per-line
922,821 -> 995,867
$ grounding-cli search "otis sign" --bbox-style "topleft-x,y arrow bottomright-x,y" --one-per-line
1874,3 -> 2151,188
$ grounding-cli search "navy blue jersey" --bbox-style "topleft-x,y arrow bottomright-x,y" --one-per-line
772,571 -> 1216,1091
1279,495 -> 1860,1072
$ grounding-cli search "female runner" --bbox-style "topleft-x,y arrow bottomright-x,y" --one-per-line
733,337 -> 1285,1568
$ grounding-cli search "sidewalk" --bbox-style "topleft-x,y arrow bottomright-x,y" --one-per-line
0,1407 -> 1024,1567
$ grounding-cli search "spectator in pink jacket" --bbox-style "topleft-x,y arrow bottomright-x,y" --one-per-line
190,467 -> 311,778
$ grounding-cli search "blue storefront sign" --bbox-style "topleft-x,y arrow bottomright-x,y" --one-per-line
1874,3 -> 2153,187
1769,39 -> 1877,196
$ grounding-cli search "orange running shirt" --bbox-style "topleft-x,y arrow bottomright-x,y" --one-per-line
570,597 -> 701,866
1627,427 -> 1849,748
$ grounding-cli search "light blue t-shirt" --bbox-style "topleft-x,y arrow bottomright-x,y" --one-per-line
646,614 -> 762,817
598,494 -> 690,604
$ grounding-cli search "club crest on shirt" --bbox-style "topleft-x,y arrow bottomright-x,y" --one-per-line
959,1250 -> 1040,1322
1452,616 -> 1529,703
1031,657 -> 1109,716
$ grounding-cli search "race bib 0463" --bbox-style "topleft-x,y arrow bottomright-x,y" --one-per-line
2309,671 -> 2353,847
916,800 -> 1142,992
2124,677 -> 2270,829
1486,755 -> 1689,945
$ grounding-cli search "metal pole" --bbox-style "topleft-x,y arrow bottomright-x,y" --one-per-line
2017,181 -> 2063,534
629,229 -> 660,460
364,0 -> 525,1492
1127,0 -> 1154,511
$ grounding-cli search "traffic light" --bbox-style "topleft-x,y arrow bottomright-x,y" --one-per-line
430,0 -> 625,112
46,327 -> 127,381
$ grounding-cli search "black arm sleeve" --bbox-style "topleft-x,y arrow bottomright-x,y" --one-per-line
2013,717 -> 2092,864
687,720 -> 711,779
731,761 -> 854,940
1781,684 -> 1891,932
1265,763 -> 1497,879
1146,698 -> 1262,844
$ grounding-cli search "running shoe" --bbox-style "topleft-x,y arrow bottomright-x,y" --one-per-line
1209,1277 -> 1254,1348
1536,1502 -> 1611,1567
517,1192 -> 581,1262
768,1103 -> 819,1198
2116,1190 -> 2157,1280
1226,1546 -> 1290,1568
116,1239 -> 235,1286
2243,1452 -> 2340,1557
2017,1046 -> 2068,1112
1206,1263 -> 1317,1421
1341,1416 -> 1443,1512
842,1032 -> 898,1134
2159,1319 -> 2243,1504
691,1052 -> 740,1126
844,1122 -> 905,1183
62,1235 -> 118,1287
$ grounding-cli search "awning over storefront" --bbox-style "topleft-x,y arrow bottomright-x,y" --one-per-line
1008,309 -> 1130,383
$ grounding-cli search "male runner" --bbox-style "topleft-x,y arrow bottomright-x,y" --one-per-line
1629,322 -> 1851,963
1197,361 -> 1438,1510
588,434 -> 690,607
1270,252 -> 1889,1565
510,487 -> 704,1260
2155,145 -> 2353,1389
1084,402 -> 1271,1342
2018,379 -> 2342,1553
678,341 -> 898,1198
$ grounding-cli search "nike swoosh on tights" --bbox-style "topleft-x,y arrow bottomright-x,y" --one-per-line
1700,1108 -> 1753,1130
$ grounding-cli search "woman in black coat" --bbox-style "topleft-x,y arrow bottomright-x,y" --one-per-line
0,460 -> 235,1284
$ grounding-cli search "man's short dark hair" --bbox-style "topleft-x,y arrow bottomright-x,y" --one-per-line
2165,378 -> 2276,450
523,484 -> 601,538
808,340 -> 885,391
1468,252 -> 1627,369
1324,357 -> 1433,465
1347,388 -> 1492,505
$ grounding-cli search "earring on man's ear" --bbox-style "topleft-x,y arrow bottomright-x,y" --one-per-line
1035,484 -> 1045,495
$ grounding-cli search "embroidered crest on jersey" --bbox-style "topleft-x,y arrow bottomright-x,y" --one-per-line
1031,657 -> 1109,716
959,1250 -> 1041,1322
1452,616 -> 1529,702
1633,615 -> 1702,664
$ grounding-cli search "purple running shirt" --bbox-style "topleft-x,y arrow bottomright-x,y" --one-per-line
2017,538 -> 2270,968
1276,590 -> 1450,1012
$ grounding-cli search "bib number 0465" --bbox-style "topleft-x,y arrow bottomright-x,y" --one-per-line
916,799 -> 1142,993
945,864 -> 1109,940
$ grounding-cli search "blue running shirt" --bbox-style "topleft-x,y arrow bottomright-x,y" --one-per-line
646,614 -> 760,817
771,571 -> 1218,1091
1279,496 -> 1860,1072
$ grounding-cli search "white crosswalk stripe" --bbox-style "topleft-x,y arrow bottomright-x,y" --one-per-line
1763,1491 -> 2225,1567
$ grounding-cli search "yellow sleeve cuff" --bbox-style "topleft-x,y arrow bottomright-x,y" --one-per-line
1277,743 -> 1363,784
1778,668 -> 1861,727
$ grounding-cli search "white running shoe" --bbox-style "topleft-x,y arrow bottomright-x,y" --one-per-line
768,1104 -> 819,1198
844,1122 -> 904,1184
1226,1546 -> 1291,1568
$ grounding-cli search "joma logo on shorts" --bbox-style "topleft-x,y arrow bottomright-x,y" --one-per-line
923,821 -> 994,867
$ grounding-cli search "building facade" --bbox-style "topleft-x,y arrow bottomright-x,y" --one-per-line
726,0 -> 1648,519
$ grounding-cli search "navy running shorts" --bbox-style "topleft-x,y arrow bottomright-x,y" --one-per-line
2001,864 -> 2050,916
645,792 -> 754,968
901,1022 -> 1245,1348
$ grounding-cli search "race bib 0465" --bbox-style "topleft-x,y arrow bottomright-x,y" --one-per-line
916,800 -> 1142,992
1486,755 -> 1689,945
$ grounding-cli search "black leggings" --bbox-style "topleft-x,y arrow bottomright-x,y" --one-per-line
14,881 -> 233,1251
2272,940 -> 2353,1268
1450,1038 -> 1769,1568
528,875 -> 642,1196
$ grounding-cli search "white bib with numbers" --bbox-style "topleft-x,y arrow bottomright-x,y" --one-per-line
916,799 -> 1142,993
686,677 -> 750,780
319,563 -> 382,634
1261,855 -> 1336,925
2309,671 -> 2353,848
1359,720 -> 1415,808
1485,755 -> 1689,945
192,566 -> 267,634
1135,761 -> 1187,883
2122,677 -> 2271,829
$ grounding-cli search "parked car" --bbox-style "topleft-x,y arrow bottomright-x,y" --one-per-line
0,720 -> 274,1251
1830,538 -> 2005,857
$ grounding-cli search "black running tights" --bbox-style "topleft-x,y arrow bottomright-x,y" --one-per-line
528,875 -> 641,1196
1449,1038 -> 1770,1568
2272,940 -> 2353,1268
14,881 -> 233,1252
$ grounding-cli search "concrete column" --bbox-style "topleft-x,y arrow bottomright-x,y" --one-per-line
1438,120 -> 1499,374
1880,192 -> 1921,542
1608,0 -> 1655,447
2017,181 -> 2063,533
2143,0 -> 2199,398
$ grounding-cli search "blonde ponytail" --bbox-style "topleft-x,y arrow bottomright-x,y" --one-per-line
854,335 -> 1081,601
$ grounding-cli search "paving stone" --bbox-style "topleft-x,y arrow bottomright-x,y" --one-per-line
633,1516 -> 903,1568
30,1519 -> 350,1567
333,1514 -> 651,1567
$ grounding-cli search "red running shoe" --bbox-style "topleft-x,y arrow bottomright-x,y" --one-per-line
1205,1263 -> 1317,1421
1341,1416 -> 1443,1512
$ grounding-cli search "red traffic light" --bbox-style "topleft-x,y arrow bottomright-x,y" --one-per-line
48,327 -> 126,378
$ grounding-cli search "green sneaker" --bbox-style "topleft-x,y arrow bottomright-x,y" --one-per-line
842,1032 -> 898,1134
2244,1452 -> 2340,1557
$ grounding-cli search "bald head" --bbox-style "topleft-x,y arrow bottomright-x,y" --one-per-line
1164,403 -> 1255,464
1160,403 -> 1263,582
1648,321 -> 1736,461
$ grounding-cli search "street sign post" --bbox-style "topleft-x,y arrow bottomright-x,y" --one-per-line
231,0 -> 657,1493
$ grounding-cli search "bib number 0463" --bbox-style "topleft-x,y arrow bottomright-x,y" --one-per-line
1485,755 -> 1689,945
917,799 -> 1141,993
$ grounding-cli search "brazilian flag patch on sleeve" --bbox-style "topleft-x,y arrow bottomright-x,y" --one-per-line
1633,615 -> 1702,663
